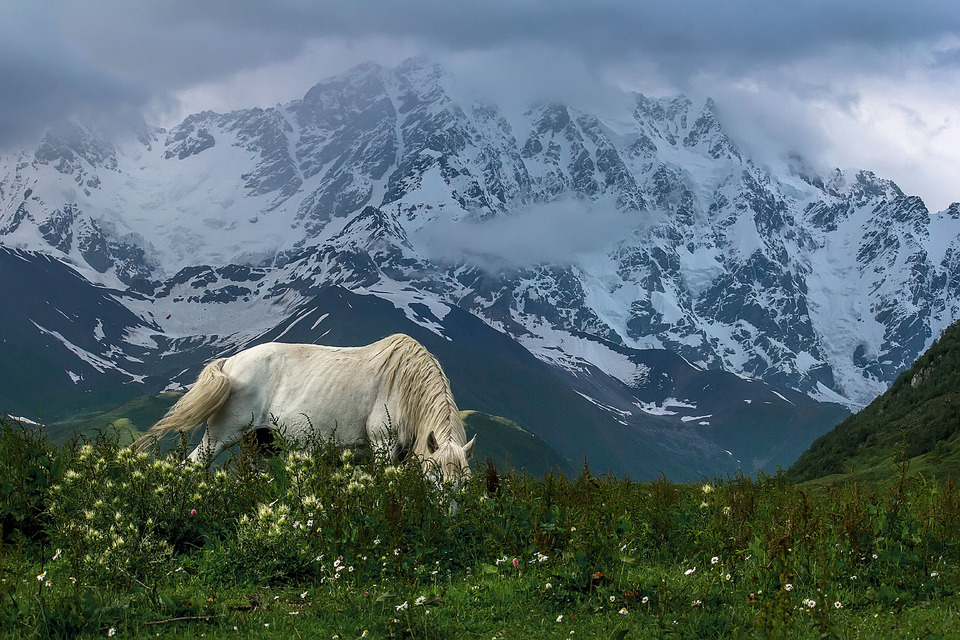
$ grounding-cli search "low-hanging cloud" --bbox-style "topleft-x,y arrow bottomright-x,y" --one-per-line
0,5 -> 148,147
413,200 -> 657,271
8,1 -> 959,121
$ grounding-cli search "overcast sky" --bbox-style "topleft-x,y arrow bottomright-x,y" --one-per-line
2,1 -> 959,210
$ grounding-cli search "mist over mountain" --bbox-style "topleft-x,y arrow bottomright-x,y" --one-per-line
1,59 -> 956,478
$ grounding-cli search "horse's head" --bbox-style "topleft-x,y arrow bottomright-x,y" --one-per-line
423,431 -> 476,482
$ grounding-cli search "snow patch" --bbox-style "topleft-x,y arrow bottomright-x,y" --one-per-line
360,283 -> 452,339
676,244 -> 723,296
770,391 -> 796,406
310,312 -> 329,331
635,397 -> 698,416
575,391 -> 632,426
513,319 -> 651,387
32,320 -> 143,383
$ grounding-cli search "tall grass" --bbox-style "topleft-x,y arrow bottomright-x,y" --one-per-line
1,415 -> 958,638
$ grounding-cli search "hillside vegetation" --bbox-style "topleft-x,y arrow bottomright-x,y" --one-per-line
790,319 -> 960,483
2,417 -> 959,638
460,410 -> 576,477
44,392 -> 180,444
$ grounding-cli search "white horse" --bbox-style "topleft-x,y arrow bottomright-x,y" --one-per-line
134,334 -> 475,479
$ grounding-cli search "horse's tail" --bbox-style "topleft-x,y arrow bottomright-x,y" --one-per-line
133,358 -> 231,452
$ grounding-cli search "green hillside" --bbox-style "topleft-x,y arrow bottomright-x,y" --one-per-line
461,410 -> 576,476
789,319 -> 960,483
45,392 -> 181,445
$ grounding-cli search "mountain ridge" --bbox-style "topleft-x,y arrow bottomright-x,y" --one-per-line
1,58 -> 957,477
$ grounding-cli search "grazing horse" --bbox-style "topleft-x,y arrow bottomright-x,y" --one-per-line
133,334 -> 475,479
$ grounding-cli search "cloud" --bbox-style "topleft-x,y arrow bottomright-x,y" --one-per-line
117,1 -> 960,82
164,36 -> 424,127
1,1 -> 958,207
0,4 -> 148,146
22,1 -> 960,106
413,200 -> 657,271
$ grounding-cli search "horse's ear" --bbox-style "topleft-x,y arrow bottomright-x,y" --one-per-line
463,435 -> 476,459
427,431 -> 439,453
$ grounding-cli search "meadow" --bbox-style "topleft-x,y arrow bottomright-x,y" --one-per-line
1,415 -> 958,639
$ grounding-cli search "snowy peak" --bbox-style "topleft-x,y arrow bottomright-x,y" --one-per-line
682,99 -> 741,161
633,94 -> 695,146
35,121 -> 119,177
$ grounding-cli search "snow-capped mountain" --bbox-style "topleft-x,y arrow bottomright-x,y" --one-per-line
1,59 -> 957,477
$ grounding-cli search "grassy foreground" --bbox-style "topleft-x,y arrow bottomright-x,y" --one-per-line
1,417 -> 959,639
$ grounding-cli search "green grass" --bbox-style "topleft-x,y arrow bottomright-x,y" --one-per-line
2,416 -> 960,639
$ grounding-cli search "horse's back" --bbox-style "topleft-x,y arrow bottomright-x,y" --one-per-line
213,339 -> 400,440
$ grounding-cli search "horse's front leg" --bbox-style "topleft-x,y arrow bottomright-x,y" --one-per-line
365,413 -> 406,465
366,434 -> 393,463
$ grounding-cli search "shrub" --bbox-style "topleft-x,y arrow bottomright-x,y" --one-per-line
0,416 -> 60,545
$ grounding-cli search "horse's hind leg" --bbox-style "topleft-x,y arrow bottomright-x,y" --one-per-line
186,408 -> 254,465
186,429 -> 229,465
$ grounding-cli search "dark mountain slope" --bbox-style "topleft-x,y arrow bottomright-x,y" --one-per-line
0,248 -> 153,418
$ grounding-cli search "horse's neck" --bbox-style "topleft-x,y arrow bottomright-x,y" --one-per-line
377,336 -> 463,448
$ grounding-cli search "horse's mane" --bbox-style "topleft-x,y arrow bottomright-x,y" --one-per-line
373,334 -> 465,453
